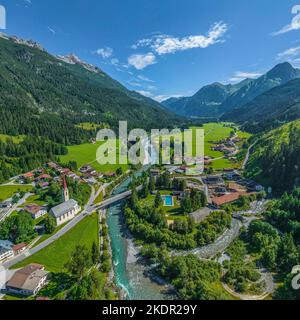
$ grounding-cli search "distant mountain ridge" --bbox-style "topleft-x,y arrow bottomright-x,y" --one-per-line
222,77 -> 300,133
221,62 -> 300,113
163,62 -> 300,121
162,81 -> 250,117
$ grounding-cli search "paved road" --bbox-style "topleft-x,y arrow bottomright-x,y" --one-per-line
222,268 -> 275,300
0,192 -> 32,222
242,140 -> 258,170
176,218 -> 242,259
175,200 -> 267,260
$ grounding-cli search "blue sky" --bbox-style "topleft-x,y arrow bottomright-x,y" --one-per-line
2,0 -> 300,101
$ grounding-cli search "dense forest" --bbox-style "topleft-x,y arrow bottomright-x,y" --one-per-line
223,188 -> 300,299
0,136 -> 67,183
141,244 -> 231,299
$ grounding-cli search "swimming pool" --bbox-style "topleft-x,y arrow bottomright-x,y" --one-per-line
162,195 -> 174,206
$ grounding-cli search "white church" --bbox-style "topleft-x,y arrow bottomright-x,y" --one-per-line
49,177 -> 81,226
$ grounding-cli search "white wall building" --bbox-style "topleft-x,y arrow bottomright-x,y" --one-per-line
49,199 -> 81,226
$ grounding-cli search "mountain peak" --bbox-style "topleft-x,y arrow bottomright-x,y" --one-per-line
0,32 -> 45,51
266,62 -> 299,81
56,53 -> 101,74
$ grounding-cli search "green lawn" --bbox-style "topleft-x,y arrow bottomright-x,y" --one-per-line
0,185 -> 33,202
0,134 -> 25,144
13,213 -> 99,273
75,122 -> 108,131
94,190 -> 104,204
20,194 -> 47,207
32,222 -> 69,247
139,190 -> 183,218
60,140 -> 128,173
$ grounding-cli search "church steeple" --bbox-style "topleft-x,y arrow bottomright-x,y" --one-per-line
62,176 -> 69,202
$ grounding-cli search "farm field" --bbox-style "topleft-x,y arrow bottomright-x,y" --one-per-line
60,140 -> 128,173
0,185 -> 33,202
60,123 -> 250,172
13,213 -> 99,273
155,122 -> 250,170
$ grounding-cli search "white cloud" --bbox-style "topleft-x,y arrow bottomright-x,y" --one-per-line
135,91 -> 184,103
133,22 -> 228,55
273,5 -> 300,36
47,27 -> 56,35
127,81 -> 142,87
110,58 -> 119,65
229,71 -> 262,82
136,90 -> 153,98
137,74 -> 155,82
96,47 -> 113,59
277,46 -> 300,60
128,52 -> 157,70
24,0 -> 32,5
154,94 -> 183,102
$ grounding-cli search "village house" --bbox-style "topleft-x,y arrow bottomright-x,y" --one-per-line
205,175 -> 225,186
0,240 -> 14,262
25,204 -> 47,220
47,162 -> 59,170
103,172 -> 116,178
171,190 -> 186,200
212,192 -> 246,207
6,264 -> 49,297
12,243 -> 27,255
150,169 -> 160,176
79,164 -> 93,173
214,186 -> 227,196
38,181 -> 50,189
35,174 -> 51,182
21,171 -> 35,181
58,168 -> 71,175
0,201 -> 13,209
66,172 -> 81,181
228,182 -> 247,193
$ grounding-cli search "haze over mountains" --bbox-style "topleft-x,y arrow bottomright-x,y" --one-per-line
163,62 -> 300,131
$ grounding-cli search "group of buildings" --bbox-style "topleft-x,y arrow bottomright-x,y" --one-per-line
204,173 -> 264,207
0,168 -> 81,265
0,240 -> 27,263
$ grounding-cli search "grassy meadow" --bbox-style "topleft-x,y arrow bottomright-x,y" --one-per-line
60,140 -> 128,173
13,213 -> 99,273
0,185 -> 33,202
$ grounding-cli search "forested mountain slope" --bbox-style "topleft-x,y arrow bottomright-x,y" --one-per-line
222,78 -> 300,133
245,120 -> 300,193
0,35 -> 179,145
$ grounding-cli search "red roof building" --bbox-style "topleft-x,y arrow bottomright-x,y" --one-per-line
12,243 -> 27,255
212,192 -> 246,207
22,172 -> 34,179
